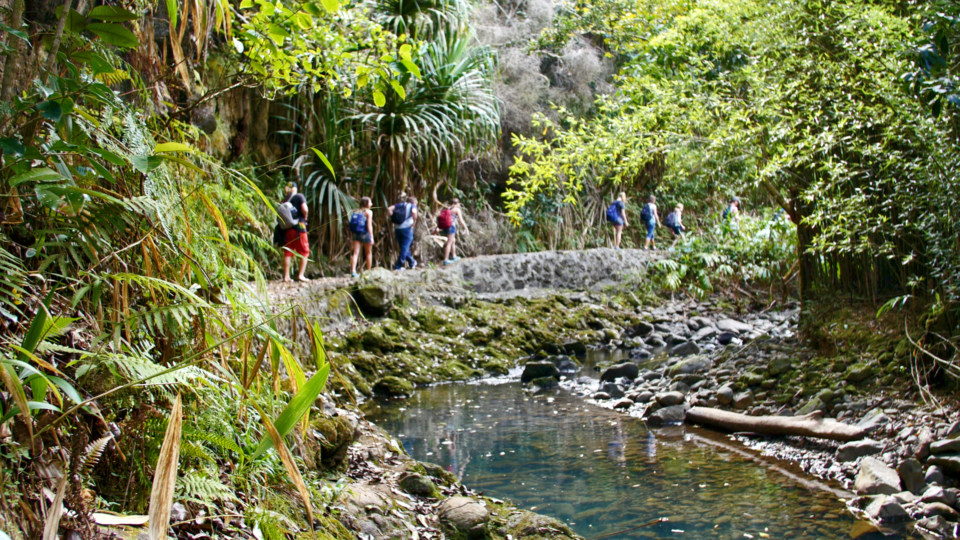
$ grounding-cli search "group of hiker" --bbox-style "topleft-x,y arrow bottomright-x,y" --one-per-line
275,180 -> 743,281
275,181 -> 469,281
605,193 -> 741,250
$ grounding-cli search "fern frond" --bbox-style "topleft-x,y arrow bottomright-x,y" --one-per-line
81,435 -> 113,473
179,441 -> 217,464
176,473 -> 237,505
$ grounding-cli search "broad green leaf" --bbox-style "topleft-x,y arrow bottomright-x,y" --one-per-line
88,5 -> 138,22
36,101 -> 62,121
252,364 -> 330,459
320,0 -> 339,13
239,0 -> 253,8
267,23 -> 289,46
166,0 -> 178,28
311,148 -> 336,179
0,137 -> 25,156
399,44 -> 412,60
373,90 -> 386,107
400,58 -> 421,79
390,80 -> 406,100
154,142 -> 197,154
86,23 -> 139,49
10,167 -> 63,186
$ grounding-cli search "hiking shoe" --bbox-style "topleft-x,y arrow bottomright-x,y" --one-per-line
396,267 -> 405,272
443,259 -> 453,266
451,256 -> 461,263
351,272 -> 360,278
410,260 -> 418,269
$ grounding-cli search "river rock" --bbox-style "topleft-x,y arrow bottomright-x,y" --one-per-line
930,438 -> 960,455
921,502 -> 959,519
897,458 -> 926,495
716,385 -> 734,406
600,362 -> 639,382
669,340 -> 701,357
767,356 -> 793,376
656,391 -> 685,407
631,390 -> 654,404
796,397 -> 826,416
667,356 -> 711,375
732,391 -> 754,410
925,465 -> 946,486
855,457 -> 902,495
717,332 -> 736,345
398,473 -> 439,498
740,371 -> 764,387
645,404 -> 689,427
693,326 -> 717,340
646,336 -> 667,349
612,398 -> 634,410
629,348 -> 651,360
600,381 -> 625,399
844,362 -> 877,383
920,486 -> 957,507
521,362 -> 560,383
439,496 -> 489,535
927,454 -> 960,475
864,496 -> 909,523
716,318 -> 752,335
627,321 -> 654,337
942,420 -> 960,438
373,376 -> 414,397
857,410 -> 891,433
562,339 -> 587,355
837,439 -> 883,462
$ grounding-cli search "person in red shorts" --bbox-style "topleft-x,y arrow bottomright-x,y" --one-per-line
281,181 -> 311,282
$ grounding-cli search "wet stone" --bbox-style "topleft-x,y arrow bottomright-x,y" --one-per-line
656,391 -> 685,407
645,404 -> 689,427
599,382 -> 625,399
600,362 -> 640,382
837,439 -> 883,462
612,398 -> 634,410
864,496 -> 909,524
521,362 -> 560,383
732,391 -> 754,410
716,385 -> 734,406
855,457 -> 902,495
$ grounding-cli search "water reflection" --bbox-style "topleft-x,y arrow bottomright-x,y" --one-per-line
365,383 -> 874,539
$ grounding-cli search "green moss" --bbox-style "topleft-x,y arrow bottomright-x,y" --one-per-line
310,414 -> 355,470
436,360 -> 482,380
373,375 -> 414,397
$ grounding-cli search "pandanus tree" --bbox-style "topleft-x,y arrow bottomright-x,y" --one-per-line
354,30 -> 500,206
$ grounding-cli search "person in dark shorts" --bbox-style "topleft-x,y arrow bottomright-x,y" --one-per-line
606,192 -> 629,249
665,203 -> 685,247
280,181 -> 310,282
388,195 -> 419,270
349,197 -> 374,278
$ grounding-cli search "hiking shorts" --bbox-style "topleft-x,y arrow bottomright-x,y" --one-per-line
353,231 -> 372,244
284,228 -> 310,257
443,225 -> 457,236
669,224 -> 685,236
645,221 -> 656,239
609,217 -> 624,227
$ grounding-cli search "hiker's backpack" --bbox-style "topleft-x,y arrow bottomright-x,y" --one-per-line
277,201 -> 299,230
722,205 -> 733,220
437,208 -> 454,229
605,202 -> 620,223
349,211 -> 367,234
640,203 -> 653,224
390,202 -> 409,225
664,211 -> 677,228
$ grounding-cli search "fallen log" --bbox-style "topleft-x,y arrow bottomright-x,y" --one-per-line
686,406 -> 867,442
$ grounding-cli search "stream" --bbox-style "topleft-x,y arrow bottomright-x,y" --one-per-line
364,377 -> 881,539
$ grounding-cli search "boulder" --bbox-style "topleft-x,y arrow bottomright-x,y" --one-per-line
717,332 -> 736,345
732,391 -> 754,409
656,391 -> 685,407
767,357 -> 793,377
612,398 -> 634,410
897,458 -> 926,495
920,502 -> 959,519
716,318 -> 752,335
716,385 -> 734,406
855,457 -> 902,495
645,404 -> 689,427
353,268 -> 400,315
693,326 -> 717,340
627,321 -> 654,337
836,439 -> 883,462
632,390 -> 654,404
562,339 -> 587,355
667,356 -> 712,376
929,438 -> 960,455
398,473 -> 440,498
864,496 -> 909,524
927,453 -> 960,475
439,497 -> 489,536
600,381 -> 625,399
919,486 -> 956,507
521,362 -> 560,383
372,376 -> 414,397
857,410 -> 891,433
599,363 -> 640,382
669,341 -> 701,357
925,465 -> 946,486
629,347 -> 651,360
844,362 -> 878,383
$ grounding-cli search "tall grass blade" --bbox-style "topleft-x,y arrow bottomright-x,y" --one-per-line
148,394 -> 183,540
0,363 -> 33,449
41,473 -> 67,540
253,402 -> 315,534
252,364 -> 330,459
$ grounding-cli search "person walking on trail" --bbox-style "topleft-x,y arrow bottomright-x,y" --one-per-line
605,192 -> 629,249
277,181 -> 311,282
722,196 -> 741,229
664,203 -> 686,248
436,198 -> 469,265
388,194 -> 418,271
349,196 -> 374,278
641,195 -> 661,250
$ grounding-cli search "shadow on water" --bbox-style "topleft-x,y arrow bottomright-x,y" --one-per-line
365,382 -> 901,539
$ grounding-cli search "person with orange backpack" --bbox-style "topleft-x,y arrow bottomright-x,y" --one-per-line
436,198 -> 469,265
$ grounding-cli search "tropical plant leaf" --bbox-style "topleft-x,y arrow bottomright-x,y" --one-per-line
86,23 -> 140,49
253,402 -> 314,529
252,365 -> 330,459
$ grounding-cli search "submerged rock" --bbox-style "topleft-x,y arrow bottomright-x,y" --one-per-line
645,404 -> 689,427
521,361 -> 560,383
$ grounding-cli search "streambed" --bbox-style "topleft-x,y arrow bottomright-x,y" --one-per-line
364,380 -> 879,539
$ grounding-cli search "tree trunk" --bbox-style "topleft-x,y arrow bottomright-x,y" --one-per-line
686,406 -> 867,441
0,0 -> 26,103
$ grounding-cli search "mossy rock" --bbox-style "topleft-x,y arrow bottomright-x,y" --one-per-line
398,472 -> 441,498
373,375 -> 414,397
418,461 -> 458,486
310,414 -> 356,470
739,371 -> 765,387
480,358 -> 510,374
436,360 -> 482,381
415,305 -> 468,334
844,361 -> 878,383
501,509 -> 577,539
349,351 -> 384,379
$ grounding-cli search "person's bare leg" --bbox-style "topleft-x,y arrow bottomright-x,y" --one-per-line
350,242 -> 360,274
364,243 -> 372,270
297,256 -> 310,281
443,236 -> 454,260
614,225 -> 622,248
449,236 -> 457,259
283,255 -> 292,282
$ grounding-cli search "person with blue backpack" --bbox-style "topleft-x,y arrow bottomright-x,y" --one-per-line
664,203 -> 685,248
388,194 -> 419,271
349,196 -> 374,278
605,192 -> 629,249
641,195 -> 661,250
